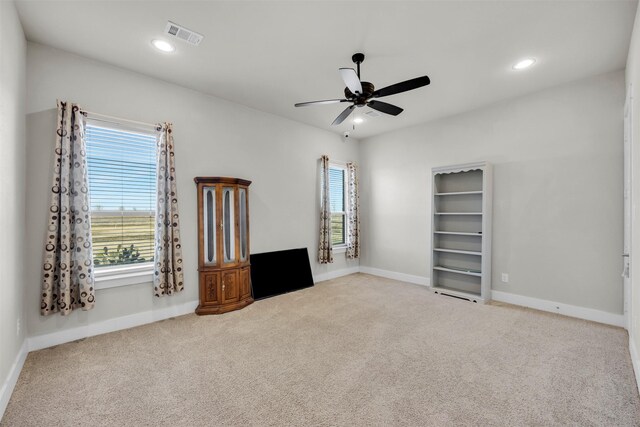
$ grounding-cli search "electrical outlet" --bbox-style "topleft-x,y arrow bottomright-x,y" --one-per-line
16,318 -> 21,337
501,273 -> 509,283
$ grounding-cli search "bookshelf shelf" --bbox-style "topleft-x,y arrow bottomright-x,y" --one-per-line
435,191 -> 483,196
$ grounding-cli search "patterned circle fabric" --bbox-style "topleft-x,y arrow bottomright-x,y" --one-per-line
154,123 -> 185,297
346,162 -> 360,259
41,101 -> 96,315
318,155 -> 333,264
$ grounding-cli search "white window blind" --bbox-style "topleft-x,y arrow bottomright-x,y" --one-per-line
85,123 -> 157,268
329,166 -> 346,246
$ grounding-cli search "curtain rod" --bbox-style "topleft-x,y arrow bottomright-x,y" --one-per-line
321,157 -> 350,166
80,109 -> 163,130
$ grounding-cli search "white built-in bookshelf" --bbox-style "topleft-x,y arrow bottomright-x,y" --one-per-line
430,162 -> 492,303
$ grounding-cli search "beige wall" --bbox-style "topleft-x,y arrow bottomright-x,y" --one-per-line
0,0 -> 26,408
25,42 -> 359,338
359,71 -> 625,314
627,1 -> 640,366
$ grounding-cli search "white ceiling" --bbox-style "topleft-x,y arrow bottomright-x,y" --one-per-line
15,0 -> 638,139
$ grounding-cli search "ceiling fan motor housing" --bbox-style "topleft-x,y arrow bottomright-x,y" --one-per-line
345,81 -> 375,106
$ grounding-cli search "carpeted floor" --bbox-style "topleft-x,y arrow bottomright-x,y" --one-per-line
3,273 -> 640,426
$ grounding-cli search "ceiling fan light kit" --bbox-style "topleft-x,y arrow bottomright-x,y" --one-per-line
295,52 -> 431,126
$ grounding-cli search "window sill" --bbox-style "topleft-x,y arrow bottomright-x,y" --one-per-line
333,245 -> 347,254
94,263 -> 154,290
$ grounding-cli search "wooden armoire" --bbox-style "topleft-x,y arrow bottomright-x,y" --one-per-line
194,177 -> 253,315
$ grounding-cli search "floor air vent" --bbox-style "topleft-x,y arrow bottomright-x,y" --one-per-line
435,290 -> 477,303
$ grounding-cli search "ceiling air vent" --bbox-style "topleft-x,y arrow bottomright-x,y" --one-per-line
365,110 -> 381,118
164,21 -> 204,46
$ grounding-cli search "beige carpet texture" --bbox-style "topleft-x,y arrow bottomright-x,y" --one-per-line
3,273 -> 640,426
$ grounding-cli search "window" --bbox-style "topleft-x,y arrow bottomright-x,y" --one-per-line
328,164 -> 347,247
85,122 -> 157,277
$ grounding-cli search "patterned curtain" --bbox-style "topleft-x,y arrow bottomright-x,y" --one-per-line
154,123 -> 185,296
41,101 -> 95,315
346,162 -> 360,259
318,155 -> 333,264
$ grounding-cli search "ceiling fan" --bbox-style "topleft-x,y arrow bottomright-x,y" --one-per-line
294,53 -> 431,126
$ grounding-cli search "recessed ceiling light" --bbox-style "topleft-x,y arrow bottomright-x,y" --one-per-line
151,39 -> 175,53
513,58 -> 536,70
353,117 -> 364,124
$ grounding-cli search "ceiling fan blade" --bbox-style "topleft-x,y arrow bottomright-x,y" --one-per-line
372,76 -> 431,98
295,99 -> 349,107
367,100 -> 404,116
331,105 -> 355,126
339,68 -> 363,95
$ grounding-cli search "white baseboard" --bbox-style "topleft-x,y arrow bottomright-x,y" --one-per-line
355,267 -> 623,327
0,339 -> 28,423
359,266 -> 429,286
28,300 -> 199,352
492,290 -> 625,327
314,266 -> 360,283
630,337 -> 640,397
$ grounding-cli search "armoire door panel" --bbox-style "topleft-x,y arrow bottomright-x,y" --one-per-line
240,267 -> 251,299
221,270 -> 239,304
202,273 -> 220,304
222,186 -> 237,265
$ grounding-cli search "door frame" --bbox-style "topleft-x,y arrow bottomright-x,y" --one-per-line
624,83 -> 633,332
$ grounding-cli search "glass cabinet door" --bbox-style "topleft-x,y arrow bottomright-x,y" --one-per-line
203,186 -> 216,265
239,188 -> 248,261
222,186 -> 236,264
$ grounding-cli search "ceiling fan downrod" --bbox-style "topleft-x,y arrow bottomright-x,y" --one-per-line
352,52 -> 365,79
